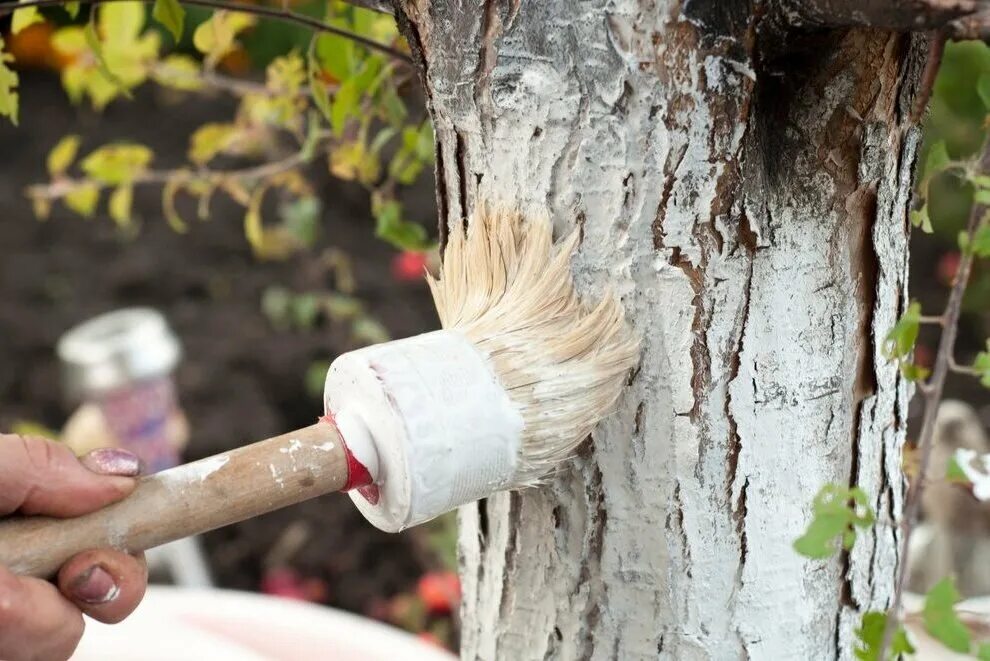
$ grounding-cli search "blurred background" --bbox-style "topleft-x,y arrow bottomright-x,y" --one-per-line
0,6 -> 989,656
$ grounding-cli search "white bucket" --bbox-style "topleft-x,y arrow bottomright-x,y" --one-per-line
71,586 -> 456,661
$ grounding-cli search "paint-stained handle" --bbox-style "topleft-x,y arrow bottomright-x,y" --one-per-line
0,422 -> 348,579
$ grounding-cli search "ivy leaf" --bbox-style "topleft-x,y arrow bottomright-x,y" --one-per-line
979,73 -> 990,111
82,143 -> 153,184
108,184 -> 134,228
923,577 -> 971,653
152,0 -> 185,43
47,135 -> 81,177
974,341 -> 990,389
910,204 -> 933,234
853,611 -> 915,661
64,183 -> 100,217
793,484 -> 875,559
11,0 -> 44,35
0,37 -> 19,125
882,301 -> 923,361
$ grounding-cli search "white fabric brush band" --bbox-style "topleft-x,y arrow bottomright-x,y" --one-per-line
324,330 -> 524,532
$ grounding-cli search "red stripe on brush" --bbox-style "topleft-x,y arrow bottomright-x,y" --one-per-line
320,414 -> 380,505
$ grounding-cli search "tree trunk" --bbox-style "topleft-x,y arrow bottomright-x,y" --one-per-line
396,1 -> 925,657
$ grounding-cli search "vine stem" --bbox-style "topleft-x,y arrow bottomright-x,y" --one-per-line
0,0 -> 412,64
878,137 -> 990,659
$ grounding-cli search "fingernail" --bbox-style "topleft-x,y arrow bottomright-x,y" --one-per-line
70,565 -> 120,605
81,448 -> 142,477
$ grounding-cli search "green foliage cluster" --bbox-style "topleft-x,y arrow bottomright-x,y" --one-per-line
793,484 -> 875,559
1,0 -> 435,253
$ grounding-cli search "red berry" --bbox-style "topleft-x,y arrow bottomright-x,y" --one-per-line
416,571 -> 460,614
391,251 -> 428,282
937,251 -> 961,286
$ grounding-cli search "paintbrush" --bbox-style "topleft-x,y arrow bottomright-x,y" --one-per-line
0,208 -> 639,579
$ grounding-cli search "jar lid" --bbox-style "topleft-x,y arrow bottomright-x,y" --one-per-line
57,308 -> 182,400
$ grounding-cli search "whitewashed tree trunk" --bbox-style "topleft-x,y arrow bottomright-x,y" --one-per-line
395,1 -> 926,657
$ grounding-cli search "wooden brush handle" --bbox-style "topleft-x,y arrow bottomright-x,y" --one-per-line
0,422 -> 347,579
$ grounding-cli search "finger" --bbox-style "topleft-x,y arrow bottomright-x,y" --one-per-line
0,434 -> 140,517
0,565 -> 84,661
58,549 -> 148,624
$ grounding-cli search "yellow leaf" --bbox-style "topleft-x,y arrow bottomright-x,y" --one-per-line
109,184 -> 134,227
47,135 -> 82,176
193,11 -> 256,64
11,3 -> 44,36
99,2 -> 145,43
152,55 -> 203,91
0,37 -> 18,125
64,183 -> 100,217
330,141 -> 379,185
81,143 -> 153,184
188,123 -> 237,165
244,186 -> 266,252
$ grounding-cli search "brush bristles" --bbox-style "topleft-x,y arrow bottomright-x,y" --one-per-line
426,208 -> 639,485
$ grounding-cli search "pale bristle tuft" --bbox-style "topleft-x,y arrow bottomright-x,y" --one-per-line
426,207 -> 640,485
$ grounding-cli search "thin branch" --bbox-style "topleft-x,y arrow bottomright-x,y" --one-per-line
26,138 -> 327,200
0,0 -> 412,64
919,314 -> 945,325
878,135 -> 990,659
341,0 -> 393,14
948,358 -> 979,376
774,0 -> 982,32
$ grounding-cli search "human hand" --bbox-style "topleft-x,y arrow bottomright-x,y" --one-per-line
0,434 -> 148,661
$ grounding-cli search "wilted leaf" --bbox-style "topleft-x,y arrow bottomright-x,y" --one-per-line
853,611 -> 915,661
109,184 -> 134,228
64,183 -> 100,217
923,578 -> 971,653
152,0 -> 185,42
82,143 -> 153,184
793,484 -> 875,559
162,177 -> 188,233
0,37 -> 20,125
47,135 -> 81,176
882,302 -> 923,361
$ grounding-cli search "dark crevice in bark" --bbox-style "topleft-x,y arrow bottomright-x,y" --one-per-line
577,462 -> 607,661
667,481 -> 692,580
652,144 -> 687,250
497,493 -> 521,623
455,130 -> 469,224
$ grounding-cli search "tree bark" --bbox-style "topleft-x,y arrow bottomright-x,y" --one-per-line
396,1 -> 925,657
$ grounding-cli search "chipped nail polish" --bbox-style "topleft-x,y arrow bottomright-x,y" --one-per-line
81,448 -> 142,477
70,565 -> 120,605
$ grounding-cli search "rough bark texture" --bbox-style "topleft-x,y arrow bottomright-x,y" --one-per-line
397,1 -> 924,657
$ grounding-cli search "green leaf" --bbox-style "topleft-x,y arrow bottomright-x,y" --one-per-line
974,341 -> 990,389
108,184 -> 134,228
47,135 -> 81,177
978,642 -> 990,661
947,455 -> 972,484
372,197 -> 430,251
64,2 -> 80,19
853,611 -> 915,661
64,183 -> 100,217
973,225 -> 990,258
910,204 -> 933,234
882,301 -> 923,361
291,293 -> 320,329
279,196 -> 321,248
330,79 -> 359,136
0,37 -> 19,125
81,143 -> 153,184
261,285 -> 292,330
308,37 -> 333,124
979,73 -> 990,110
899,362 -> 930,382
152,0 -> 185,43
315,31 -> 355,82
976,189 -> 990,206
304,360 -> 331,399
11,1 -> 44,35
793,484 -> 875,559
926,140 -> 950,178
923,577 -> 971,653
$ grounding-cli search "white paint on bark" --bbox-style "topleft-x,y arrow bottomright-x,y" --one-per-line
399,1 -> 924,657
